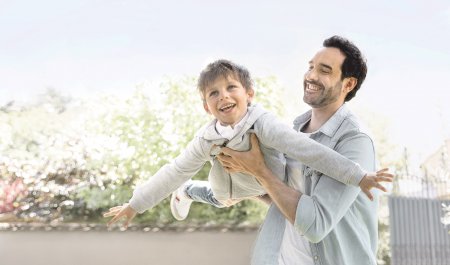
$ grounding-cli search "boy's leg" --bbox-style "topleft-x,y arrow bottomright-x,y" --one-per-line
170,180 -> 223,221
185,180 -> 224,208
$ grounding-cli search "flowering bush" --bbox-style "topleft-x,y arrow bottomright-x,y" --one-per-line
0,173 -> 28,214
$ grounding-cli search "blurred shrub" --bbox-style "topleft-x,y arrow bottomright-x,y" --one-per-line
443,203 -> 450,228
0,172 -> 27,214
0,77 -> 284,226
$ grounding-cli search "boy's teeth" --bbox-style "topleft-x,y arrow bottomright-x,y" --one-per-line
220,104 -> 235,111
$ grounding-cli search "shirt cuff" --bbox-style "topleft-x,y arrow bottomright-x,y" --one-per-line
348,164 -> 366,186
294,194 -> 315,235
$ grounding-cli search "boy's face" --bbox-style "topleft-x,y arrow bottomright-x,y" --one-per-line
203,75 -> 254,126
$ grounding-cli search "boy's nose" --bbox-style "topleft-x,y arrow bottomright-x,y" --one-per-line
219,91 -> 230,100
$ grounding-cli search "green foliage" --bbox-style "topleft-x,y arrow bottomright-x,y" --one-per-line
0,76 -> 283,226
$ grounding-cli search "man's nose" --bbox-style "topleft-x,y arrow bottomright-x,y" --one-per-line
305,69 -> 318,81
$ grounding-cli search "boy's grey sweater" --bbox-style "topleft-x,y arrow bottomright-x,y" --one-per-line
129,104 -> 366,213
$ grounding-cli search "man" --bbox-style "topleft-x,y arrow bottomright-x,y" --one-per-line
219,36 -> 387,264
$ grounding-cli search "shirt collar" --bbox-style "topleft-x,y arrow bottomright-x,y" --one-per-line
293,104 -> 350,137
215,111 -> 249,140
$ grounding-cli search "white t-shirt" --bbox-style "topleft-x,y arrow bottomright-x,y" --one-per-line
279,220 -> 314,265
278,132 -> 314,265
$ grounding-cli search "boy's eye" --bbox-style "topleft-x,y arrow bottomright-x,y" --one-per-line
209,91 -> 218,97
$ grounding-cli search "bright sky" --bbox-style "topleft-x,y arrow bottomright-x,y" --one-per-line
1,0 -> 449,164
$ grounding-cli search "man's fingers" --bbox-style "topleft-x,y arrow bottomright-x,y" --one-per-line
249,133 -> 260,150
220,146 -> 237,157
217,153 -> 232,163
217,154 -> 234,168
224,166 -> 237,173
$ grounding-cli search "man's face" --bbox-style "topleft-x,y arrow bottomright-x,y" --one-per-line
303,47 -> 347,108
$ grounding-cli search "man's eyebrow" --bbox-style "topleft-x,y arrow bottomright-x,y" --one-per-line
308,61 -> 333,71
319,63 -> 332,71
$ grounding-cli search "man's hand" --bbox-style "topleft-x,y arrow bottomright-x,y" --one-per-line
103,203 -> 137,229
217,133 -> 269,180
360,168 -> 394,201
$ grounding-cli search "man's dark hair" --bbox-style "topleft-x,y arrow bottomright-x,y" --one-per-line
197,59 -> 253,98
323,36 -> 367,101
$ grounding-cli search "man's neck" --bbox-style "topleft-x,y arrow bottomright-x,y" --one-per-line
304,102 -> 344,133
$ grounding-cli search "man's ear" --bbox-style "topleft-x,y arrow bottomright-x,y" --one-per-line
344,77 -> 357,94
203,100 -> 211,114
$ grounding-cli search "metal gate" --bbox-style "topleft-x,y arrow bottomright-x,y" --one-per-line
389,197 -> 450,265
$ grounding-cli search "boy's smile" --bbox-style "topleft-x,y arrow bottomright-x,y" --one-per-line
203,75 -> 254,127
218,103 -> 236,112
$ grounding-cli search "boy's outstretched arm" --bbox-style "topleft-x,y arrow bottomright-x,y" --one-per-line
103,203 -> 137,229
218,134 -> 394,223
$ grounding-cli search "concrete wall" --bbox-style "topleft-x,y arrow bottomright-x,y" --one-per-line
0,230 -> 257,265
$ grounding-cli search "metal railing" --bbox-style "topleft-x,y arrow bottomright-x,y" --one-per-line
389,174 -> 450,265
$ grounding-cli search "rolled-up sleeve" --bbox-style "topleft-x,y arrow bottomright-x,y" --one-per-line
294,132 -> 376,243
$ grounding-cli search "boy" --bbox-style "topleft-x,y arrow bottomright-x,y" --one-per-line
104,60 -> 391,226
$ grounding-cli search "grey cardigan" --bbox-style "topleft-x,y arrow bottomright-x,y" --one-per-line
129,104 -> 365,213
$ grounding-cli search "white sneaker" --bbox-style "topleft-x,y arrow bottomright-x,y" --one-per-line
170,181 -> 193,221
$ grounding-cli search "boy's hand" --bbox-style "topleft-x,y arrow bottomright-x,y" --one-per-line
103,203 -> 137,229
360,168 -> 394,201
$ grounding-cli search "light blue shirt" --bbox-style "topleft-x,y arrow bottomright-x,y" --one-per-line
251,104 -> 379,265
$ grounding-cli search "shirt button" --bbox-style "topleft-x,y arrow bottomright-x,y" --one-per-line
314,256 -> 318,260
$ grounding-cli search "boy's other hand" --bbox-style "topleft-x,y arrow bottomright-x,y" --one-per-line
103,203 -> 137,229
360,168 -> 394,201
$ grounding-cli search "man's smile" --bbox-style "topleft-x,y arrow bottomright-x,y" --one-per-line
305,83 -> 322,93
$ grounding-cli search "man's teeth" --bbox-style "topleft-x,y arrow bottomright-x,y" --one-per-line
307,84 -> 320,91
220,104 -> 235,111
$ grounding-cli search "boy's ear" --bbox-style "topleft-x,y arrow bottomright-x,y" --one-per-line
203,100 -> 211,114
247,88 -> 255,103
